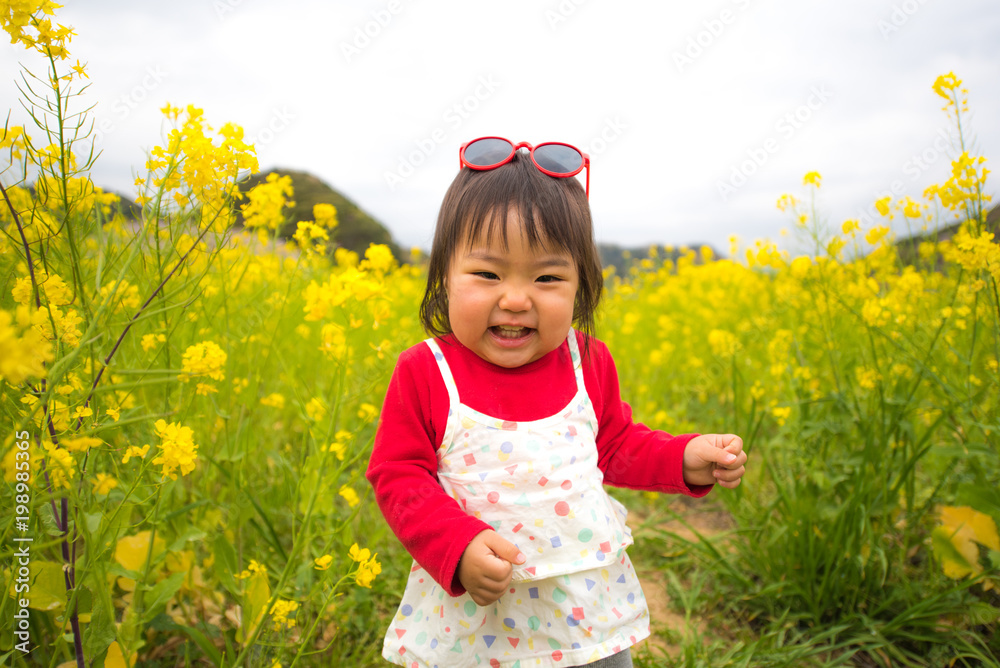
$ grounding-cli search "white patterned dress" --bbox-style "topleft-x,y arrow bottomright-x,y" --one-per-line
382,331 -> 650,668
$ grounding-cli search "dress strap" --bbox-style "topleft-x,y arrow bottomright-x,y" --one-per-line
566,328 -> 586,393
424,338 -> 461,407
423,339 -> 463,452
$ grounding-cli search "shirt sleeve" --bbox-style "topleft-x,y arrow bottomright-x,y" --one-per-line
365,344 -> 493,597
582,335 -> 713,497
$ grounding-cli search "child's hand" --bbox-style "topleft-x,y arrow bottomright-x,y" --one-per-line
457,531 -> 526,606
682,433 -> 747,489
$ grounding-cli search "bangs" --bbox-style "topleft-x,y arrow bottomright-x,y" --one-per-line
453,152 -> 590,256
420,150 -> 603,348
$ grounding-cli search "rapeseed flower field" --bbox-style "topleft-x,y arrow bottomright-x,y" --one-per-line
1,3 -> 997,666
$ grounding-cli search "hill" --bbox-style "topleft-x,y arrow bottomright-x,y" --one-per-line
105,169 -> 404,261
237,168 -> 403,260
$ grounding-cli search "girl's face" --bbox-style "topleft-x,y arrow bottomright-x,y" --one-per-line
446,211 -> 579,368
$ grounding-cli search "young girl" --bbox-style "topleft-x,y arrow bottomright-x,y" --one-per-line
366,138 -> 747,668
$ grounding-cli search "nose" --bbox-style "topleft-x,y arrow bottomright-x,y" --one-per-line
498,283 -> 531,312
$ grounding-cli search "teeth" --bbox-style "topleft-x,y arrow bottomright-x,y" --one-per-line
494,325 -> 528,339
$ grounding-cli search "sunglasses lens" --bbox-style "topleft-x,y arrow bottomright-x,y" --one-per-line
463,138 -> 514,168
533,144 -> 583,175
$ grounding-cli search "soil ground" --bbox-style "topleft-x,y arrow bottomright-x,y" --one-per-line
629,495 -> 737,660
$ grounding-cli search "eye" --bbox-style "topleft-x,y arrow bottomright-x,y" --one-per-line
473,271 -> 499,280
536,275 -> 562,283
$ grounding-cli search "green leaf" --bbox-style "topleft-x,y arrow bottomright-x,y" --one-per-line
213,534 -> 239,597
931,525 -> 975,579
236,570 -> 270,643
142,571 -> 185,623
966,602 -> 1000,625
932,505 -> 1000,580
11,561 -> 67,611
83,596 -> 117,660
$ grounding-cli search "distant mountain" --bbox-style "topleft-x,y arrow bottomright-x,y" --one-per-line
597,242 -> 720,271
895,203 -> 998,266
105,169 -> 404,261
237,168 -> 403,261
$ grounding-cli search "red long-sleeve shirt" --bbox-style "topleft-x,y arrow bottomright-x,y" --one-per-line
365,330 -> 711,596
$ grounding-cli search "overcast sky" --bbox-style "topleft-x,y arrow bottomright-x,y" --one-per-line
2,0 -> 998,255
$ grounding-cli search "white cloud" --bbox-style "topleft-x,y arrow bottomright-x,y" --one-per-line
1,0 -> 997,255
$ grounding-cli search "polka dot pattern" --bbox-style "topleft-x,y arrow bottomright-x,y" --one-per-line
382,332 -> 650,667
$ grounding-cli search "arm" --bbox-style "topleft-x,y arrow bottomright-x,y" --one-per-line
365,345 -> 494,596
583,335 -> 744,493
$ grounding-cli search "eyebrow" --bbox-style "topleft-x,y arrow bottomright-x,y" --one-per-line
465,250 -> 573,268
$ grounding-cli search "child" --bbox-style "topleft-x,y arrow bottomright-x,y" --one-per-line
366,138 -> 747,668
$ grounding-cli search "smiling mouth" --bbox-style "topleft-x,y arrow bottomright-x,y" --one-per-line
491,325 -> 533,339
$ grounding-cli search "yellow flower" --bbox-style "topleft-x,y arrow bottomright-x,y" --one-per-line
305,397 -> 326,422
141,333 -> 166,351
339,485 -> 360,507
319,323 -> 347,360
179,340 -> 227,382
348,543 -> 371,563
361,243 -> 396,273
63,436 -> 101,453
855,366 -> 882,390
43,443 -> 76,489
195,382 -> 218,396
72,405 -> 93,419
802,171 -> 822,187
901,196 -> 922,218
313,554 -> 333,571
92,473 -> 118,495
776,194 -> 797,212
865,226 -> 890,245
236,559 -> 267,579
932,72 -> 962,102
122,444 -> 150,464
771,406 -> 792,427
269,599 -> 299,630
357,403 -> 377,421
874,196 -> 891,217
707,329 -> 739,357
324,430 -> 352,461
260,393 -> 286,409
312,202 -> 338,228
106,407 -> 120,422
2,1 -> 75,59
355,554 -> 382,589
292,220 -> 329,253
347,543 -> 382,587
241,172 -> 294,235
150,419 -> 199,480
0,306 -> 54,384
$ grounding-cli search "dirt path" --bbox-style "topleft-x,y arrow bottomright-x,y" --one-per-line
629,496 -> 736,660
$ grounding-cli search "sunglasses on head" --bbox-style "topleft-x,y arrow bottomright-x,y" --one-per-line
459,136 -> 590,197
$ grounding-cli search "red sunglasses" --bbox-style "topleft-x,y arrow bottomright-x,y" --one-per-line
459,136 -> 590,197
